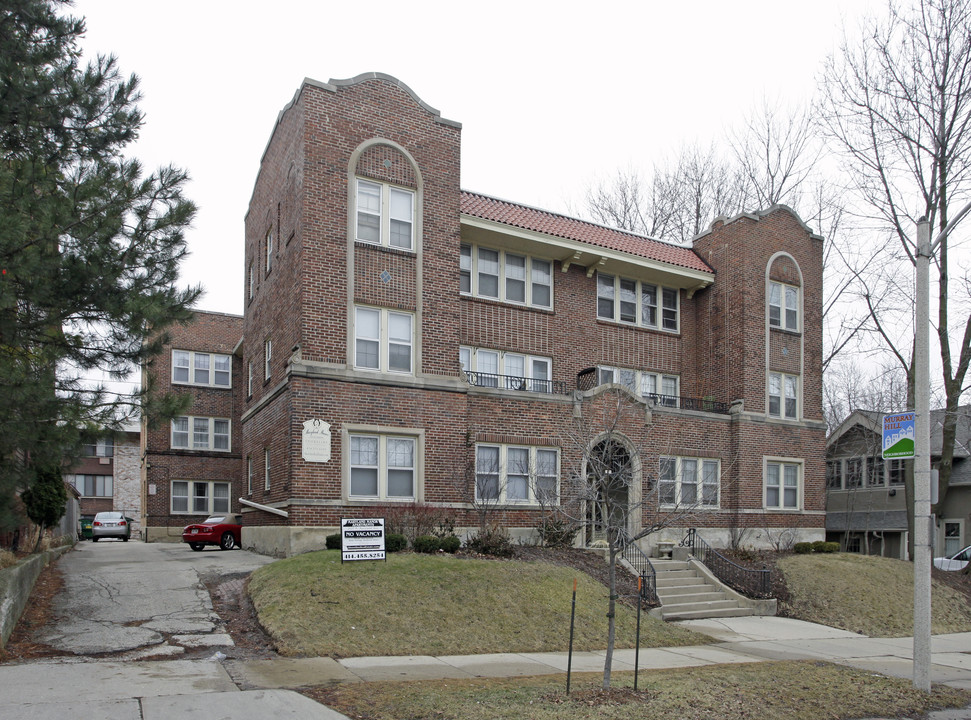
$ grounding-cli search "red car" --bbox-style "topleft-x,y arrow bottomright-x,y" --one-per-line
182,514 -> 242,551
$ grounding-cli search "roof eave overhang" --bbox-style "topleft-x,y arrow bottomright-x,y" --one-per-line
460,215 -> 714,295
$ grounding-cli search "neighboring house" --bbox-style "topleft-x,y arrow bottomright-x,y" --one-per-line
65,423 -> 142,536
826,407 -> 971,559
142,73 -> 828,556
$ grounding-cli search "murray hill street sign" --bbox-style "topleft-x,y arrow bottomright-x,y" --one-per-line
883,412 -> 916,459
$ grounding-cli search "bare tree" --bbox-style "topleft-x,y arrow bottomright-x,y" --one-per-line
557,387 -> 718,690
819,0 -> 971,535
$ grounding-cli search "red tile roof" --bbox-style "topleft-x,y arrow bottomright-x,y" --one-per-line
460,191 -> 713,275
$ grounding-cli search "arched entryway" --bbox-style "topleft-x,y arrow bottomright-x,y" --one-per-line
585,437 -> 640,545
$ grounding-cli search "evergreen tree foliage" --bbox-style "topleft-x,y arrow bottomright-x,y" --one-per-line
0,0 -> 200,531
21,462 -> 67,548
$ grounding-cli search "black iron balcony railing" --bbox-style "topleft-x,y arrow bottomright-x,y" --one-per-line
464,371 -> 571,395
680,528 -> 773,599
575,368 -> 730,414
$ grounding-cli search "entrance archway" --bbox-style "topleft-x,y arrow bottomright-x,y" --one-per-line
585,438 -> 635,545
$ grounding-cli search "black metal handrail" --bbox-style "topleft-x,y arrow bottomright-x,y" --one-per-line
464,371 -> 570,395
574,369 -> 729,413
619,533 -> 658,604
680,529 -> 772,599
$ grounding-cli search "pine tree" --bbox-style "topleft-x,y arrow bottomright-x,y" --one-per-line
0,0 -> 200,531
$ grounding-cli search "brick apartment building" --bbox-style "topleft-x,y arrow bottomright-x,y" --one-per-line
141,73 -> 827,556
66,423 -> 141,534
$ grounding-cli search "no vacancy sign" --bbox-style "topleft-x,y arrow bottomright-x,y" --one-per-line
341,517 -> 386,562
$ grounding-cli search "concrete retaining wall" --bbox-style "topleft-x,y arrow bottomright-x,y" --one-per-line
0,544 -> 73,649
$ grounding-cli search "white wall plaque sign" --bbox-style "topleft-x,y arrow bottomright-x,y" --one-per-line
301,419 -> 332,462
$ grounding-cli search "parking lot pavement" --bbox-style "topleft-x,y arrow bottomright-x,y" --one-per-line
35,540 -> 274,656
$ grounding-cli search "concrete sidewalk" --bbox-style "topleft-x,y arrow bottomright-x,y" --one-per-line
2,617 -> 970,719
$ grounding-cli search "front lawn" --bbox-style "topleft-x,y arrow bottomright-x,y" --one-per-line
248,550 -> 705,657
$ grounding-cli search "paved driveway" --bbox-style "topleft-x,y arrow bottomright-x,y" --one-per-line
37,540 -> 275,657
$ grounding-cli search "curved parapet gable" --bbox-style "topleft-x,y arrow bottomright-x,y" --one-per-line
699,204 -> 824,243
310,73 -> 462,129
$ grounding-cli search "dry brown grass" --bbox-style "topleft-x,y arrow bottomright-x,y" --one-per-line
305,660 -> 971,720
778,553 -> 971,636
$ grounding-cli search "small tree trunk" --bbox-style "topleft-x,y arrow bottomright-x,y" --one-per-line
602,545 -> 619,690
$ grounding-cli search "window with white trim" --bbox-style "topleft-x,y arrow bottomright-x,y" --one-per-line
265,228 -> 273,273
171,480 -> 231,515
248,260 -> 255,299
264,339 -> 272,381
354,306 -> 413,374
888,459 -> 906,485
826,460 -> 843,489
356,179 -> 414,250
247,456 -> 253,495
171,416 -> 231,452
597,273 -> 679,332
768,372 -> 798,419
845,458 -> 863,488
172,350 -> 232,388
765,460 -> 801,510
349,434 -> 416,500
658,457 -> 719,507
866,456 -> 885,486
264,448 -> 270,491
82,438 -> 114,457
67,474 -> 113,497
475,444 -> 559,504
460,346 -> 553,392
597,366 -> 679,407
247,361 -> 253,397
769,281 -> 799,331
460,243 -> 552,309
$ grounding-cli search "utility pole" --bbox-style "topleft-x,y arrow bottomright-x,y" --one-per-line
913,218 -> 931,692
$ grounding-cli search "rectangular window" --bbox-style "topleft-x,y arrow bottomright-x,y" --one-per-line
172,350 -> 232,388
766,461 -> 801,510
768,372 -> 798,419
248,260 -> 255,299
247,361 -> 253,397
461,346 -> 553,392
658,457 -> 719,508
888,459 -> 906,486
82,438 -> 114,458
826,460 -> 843,489
769,281 -> 799,331
356,179 -> 414,250
171,480 -> 231,515
355,306 -> 414,374
68,474 -> 113,497
460,243 -> 553,308
866,457 -> 885,486
171,416 -> 231,452
264,448 -> 271,491
247,456 -> 253,495
474,444 -> 560,505
845,458 -> 862,488
599,366 -> 680,407
597,272 -> 679,332
264,339 -> 272,380
265,228 -> 273,273
349,434 -> 417,500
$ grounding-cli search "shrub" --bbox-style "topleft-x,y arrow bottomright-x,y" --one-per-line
466,527 -> 515,557
413,535 -> 441,553
325,533 -> 341,550
536,518 -> 578,548
385,533 -> 407,553
816,541 -> 840,553
793,542 -> 813,554
439,535 -> 461,554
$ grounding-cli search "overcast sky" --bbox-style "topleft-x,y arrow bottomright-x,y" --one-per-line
72,0 -> 875,316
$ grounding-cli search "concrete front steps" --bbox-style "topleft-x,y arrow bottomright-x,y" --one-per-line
650,558 -> 777,621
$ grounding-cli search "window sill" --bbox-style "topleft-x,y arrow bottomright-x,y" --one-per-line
595,318 -> 680,336
458,294 -> 554,314
355,240 -> 416,256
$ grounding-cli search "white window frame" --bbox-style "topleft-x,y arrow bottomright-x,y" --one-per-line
474,444 -> 560,505
768,281 -> 799,332
247,456 -> 253,495
264,448 -> 270,491
866,456 -> 885,486
171,416 -> 231,452
460,346 -> 553,392
597,365 -> 680,407
247,361 -> 253,397
171,480 -> 231,515
355,178 -> 415,251
764,458 -> 802,510
597,272 -> 679,332
346,431 -> 421,501
658,457 -> 719,508
942,519 -> 965,556
826,459 -> 843,489
248,260 -> 255,299
768,372 -> 798,419
354,306 -> 414,374
264,339 -> 272,381
265,227 -> 273,273
172,350 -> 232,388
459,243 -> 553,309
